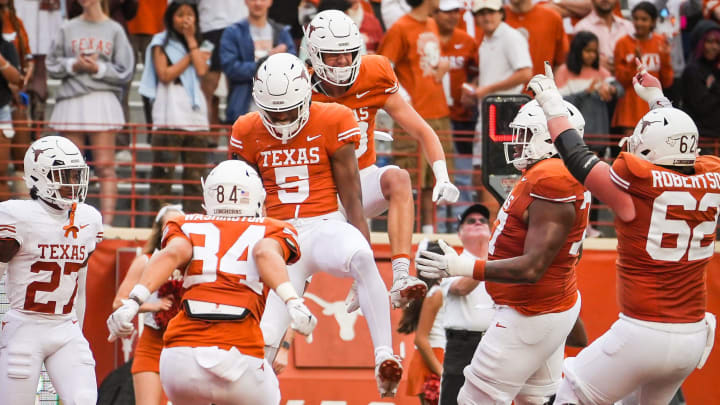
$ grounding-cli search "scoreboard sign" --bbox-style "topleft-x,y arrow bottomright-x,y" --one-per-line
481,94 -> 531,203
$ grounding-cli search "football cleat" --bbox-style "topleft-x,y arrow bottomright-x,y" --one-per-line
389,274 -> 427,309
375,352 -> 403,398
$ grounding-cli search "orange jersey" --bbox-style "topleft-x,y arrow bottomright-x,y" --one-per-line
609,153 -> 720,323
161,214 -> 300,358
486,158 -> 590,315
613,34 -> 674,128
311,54 -> 399,170
504,4 -> 568,76
440,28 -> 478,122
127,0 -> 167,35
377,14 -> 450,119
2,11 -> 31,67
230,103 -> 360,220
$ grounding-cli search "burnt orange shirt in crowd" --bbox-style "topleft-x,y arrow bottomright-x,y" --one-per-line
162,215 -> 300,358
504,4 -> 568,76
612,33 -> 673,128
440,28 -> 478,122
2,11 -> 31,67
312,54 -> 398,170
378,14 -> 450,119
486,158 -> 589,315
127,0 -> 167,35
609,153 -> 720,323
230,102 -> 360,220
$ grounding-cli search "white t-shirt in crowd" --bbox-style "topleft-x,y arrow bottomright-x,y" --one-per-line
427,285 -> 447,349
250,23 -> 273,61
478,22 -> 532,93
441,251 -> 495,332
198,0 -> 248,33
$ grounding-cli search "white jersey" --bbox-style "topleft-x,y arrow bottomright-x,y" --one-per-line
0,199 -> 102,317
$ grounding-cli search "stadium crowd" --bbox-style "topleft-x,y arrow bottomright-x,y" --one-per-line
0,0 -> 719,404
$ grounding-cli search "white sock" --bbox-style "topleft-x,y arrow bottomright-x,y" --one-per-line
349,249 -> 393,352
391,257 -> 410,280
422,224 -> 434,234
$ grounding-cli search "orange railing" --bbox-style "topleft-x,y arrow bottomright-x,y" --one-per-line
1,121 -> 718,234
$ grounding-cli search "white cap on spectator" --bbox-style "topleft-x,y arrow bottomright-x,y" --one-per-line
472,0 -> 502,12
438,0 -> 463,11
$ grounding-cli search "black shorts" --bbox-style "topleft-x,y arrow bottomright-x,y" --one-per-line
202,28 -> 225,72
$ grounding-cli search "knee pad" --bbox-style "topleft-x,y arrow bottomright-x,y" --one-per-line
348,248 -> 376,277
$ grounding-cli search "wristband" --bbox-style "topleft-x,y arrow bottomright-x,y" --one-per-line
129,284 -> 151,305
280,341 -> 291,350
431,160 -> 450,183
276,281 -> 299,303
473,260 -> 486,281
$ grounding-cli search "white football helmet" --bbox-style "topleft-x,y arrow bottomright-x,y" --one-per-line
253,53 -> 312,144
202,160 -> 266,217
24,136 -> 89,210
305,10 -> 363,86
621,108 -> 699,166
505,100 -> 585,170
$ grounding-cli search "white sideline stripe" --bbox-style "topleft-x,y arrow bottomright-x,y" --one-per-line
529,193 -> 576,202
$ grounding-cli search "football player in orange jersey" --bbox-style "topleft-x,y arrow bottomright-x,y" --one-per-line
305,10 -> 460,311
519,62 -> 719,404
416,100 -> 590,404
107,160 -> 318,405
230,53 -> 403,397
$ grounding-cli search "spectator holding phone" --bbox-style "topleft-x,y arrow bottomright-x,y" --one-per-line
139,0 -> 211,214
219,0 -> 295,122
47,0 -> 134,225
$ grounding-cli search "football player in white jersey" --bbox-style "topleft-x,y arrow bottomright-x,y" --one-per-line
0,136 -> 103,405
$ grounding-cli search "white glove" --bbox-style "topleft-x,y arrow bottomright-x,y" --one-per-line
431,160 -> 460,204
286,298 -> 318,337
107,299 -> 139,342
415,239 -> 476,279
526,62 -> 568,121
632,64 -> 668,109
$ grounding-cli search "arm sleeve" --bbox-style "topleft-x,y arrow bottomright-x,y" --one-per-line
0,204 -> 21,245
230,115 -> 252,161
377,56 -> 399,96
161,219 -> 189,248
266,221 -> 301,265
326,106 -> 361,155
97,26 -> 134,85
46,25 -> 75,79
530,174 -> 582,202
220,26 -> 257,83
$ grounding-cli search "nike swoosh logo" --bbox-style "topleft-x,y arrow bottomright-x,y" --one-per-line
79,224 -> 90,229
454,44 -> 463,49
307,134 -> 322,142
356,90 -> 371,98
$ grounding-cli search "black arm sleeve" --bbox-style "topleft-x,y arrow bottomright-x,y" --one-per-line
554,129 -> 602,184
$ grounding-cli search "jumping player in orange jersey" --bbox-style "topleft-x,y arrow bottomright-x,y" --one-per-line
229,53 -> 404,397
107,160 -> 318,405
0,136 -> 103,405
416,98 -> 590,404
515,61 -> 718,404
305,10 -> 460,311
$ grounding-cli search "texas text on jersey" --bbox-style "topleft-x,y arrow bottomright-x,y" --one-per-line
0,199 -> 102,316
311,54 -> 399,169
161,213 -> 300,358
610,153 -> 720,323
487,158 -> 590,315
230,102 -> 360,220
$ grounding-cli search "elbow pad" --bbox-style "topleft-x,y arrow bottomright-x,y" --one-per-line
554,129 -> 601,184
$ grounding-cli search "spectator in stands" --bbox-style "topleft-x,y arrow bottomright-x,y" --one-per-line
47,0 -> 134,225
439,204 -> 494,405
612,1 -> 672,135
0,0 -> 32,196
398,240 -> 445,405
197,0 -> 247,125
463,0 -> 531,214
380,0 -> 410,29
504,0 -> 569,75
435,0 -> 477,217
347,0 -> 383,53
127,0 -> 167,125
139,0 -> 211,214
0,13 -> 20,202
220,0 -> 295,123
378,0 -> 454,234
14,0 -> 62,125
112,204 -> 184,405
682,20 -> 720,148
556,31 -> 622,137
573,0 -> 634,73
